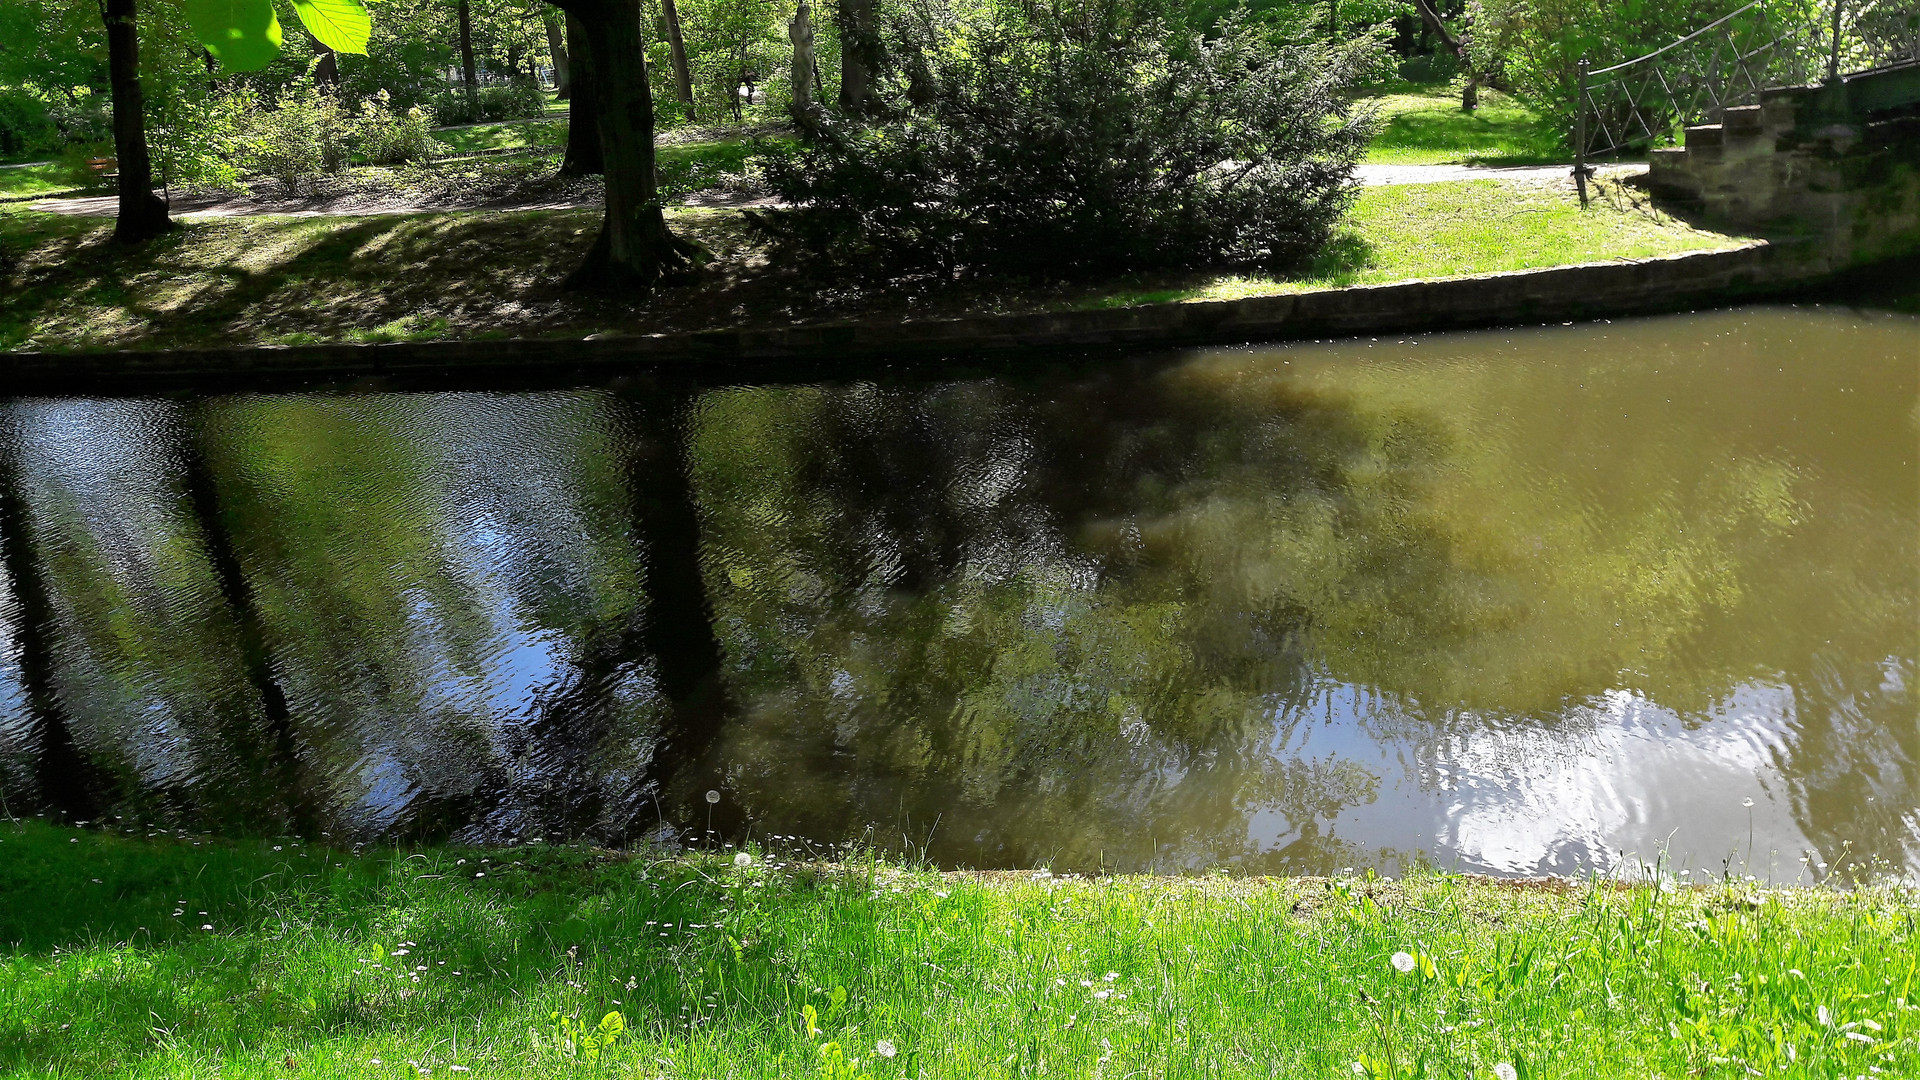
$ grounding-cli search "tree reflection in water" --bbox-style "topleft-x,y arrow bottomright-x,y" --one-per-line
0,308 -> 1911,876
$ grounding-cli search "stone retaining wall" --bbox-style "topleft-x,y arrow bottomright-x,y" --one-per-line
0,240 -> 1832,391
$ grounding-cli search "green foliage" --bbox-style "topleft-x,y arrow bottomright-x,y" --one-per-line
233,86 -> 352,188
353,93 -> 438,166
0,93 -> 58,160
430,80 -> 550,125
764,0 -> 1384,277
677,0 -> 788,122
184,0 -> 287,73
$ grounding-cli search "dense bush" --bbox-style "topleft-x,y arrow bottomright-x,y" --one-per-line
430,79 -> 548,125
235,87 -> 353,188
762,0 -> 1383,277
0,91 -> 57,158
354,92 -> 438,165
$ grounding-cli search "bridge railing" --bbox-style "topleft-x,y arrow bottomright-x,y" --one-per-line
1570,0 -> 1915,204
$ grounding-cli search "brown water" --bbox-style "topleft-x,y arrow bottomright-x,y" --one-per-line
0,305 -> 1914,878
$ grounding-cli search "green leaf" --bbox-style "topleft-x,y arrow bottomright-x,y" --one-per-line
290,0 -> 372,54
183,0 -> 284,72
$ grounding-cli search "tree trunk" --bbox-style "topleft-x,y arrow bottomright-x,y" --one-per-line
103,0 -> 171,243
837,0 -> 875,116
1327,0 -> 1338,44
1410,0 -> 1477,111
660,0 -> 697,121
545,11 -> 572,99
457,0 -> 479,102
0,412 -> 101,821
549,0 -> 700,291
313,40 -> 340,91
560,13 -> 603,175
789,0 -> 817,128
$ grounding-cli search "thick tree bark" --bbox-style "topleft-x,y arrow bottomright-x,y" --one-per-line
0,414 -> 100,821
457,0 -> 479,102
102,0 -> 171,243
313,39 -> 340,90
789,0 -> 817,127
548,0 -> 700,291
544,11 -> 571,98
559,13 -> 603,175
660,0 -> 697,121
836,0 -> 875,116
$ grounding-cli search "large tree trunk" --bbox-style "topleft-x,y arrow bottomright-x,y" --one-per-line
549,0 -> 700,291
102,0 -> 171,243
313,39 -> 340,90
560,13 -> 603,175
789,0 -> 817,128
836,0 -> 875,116
660,0 -> 697,121
544,11 -> 572,99
457,0 -> 479,103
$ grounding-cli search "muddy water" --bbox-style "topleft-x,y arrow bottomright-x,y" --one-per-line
0,305 -> 1913,878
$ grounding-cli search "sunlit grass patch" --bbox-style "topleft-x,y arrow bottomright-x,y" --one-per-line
429,119 -> 569,155
1086,179 -> 1750,309
1363,87 -> 1569,166
0,818 -> 1916,1079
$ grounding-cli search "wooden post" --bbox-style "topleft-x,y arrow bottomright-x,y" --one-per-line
1575,60 -> 1590,209
1827,0 -> 1846,83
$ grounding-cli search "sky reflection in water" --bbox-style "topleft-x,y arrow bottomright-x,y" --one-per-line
0,305 -> 1913,879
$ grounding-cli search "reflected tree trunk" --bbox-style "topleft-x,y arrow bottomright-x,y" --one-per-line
624,388 -> 732,828
177,410 -> 315,835
836,0 -> 875,117
0,416 -> 99,820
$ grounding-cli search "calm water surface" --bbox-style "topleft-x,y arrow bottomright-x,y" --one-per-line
0,306 -> 1914,878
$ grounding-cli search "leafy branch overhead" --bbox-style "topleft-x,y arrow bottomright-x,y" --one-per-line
183,0 -> 373,72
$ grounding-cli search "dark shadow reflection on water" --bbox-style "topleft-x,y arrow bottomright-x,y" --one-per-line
0,306 -> 1914,878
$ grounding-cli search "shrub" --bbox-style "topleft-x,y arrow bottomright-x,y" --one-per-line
761,0 -> 1383,277
236,87 -> 352,189
354,92 -> 438,165
430,79 -> 548,125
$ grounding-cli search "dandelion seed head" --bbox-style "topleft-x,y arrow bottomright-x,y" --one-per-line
875,1039 -> 897,1058
734,852 -> 753,867
1391,951 -> 1417,974
1494,1064 -> 1518,1080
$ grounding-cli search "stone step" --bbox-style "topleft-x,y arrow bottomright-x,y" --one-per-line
1722,105 -> 1766,135
1685,124 -> 1725,148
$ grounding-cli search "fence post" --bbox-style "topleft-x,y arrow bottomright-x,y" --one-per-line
1575,60 -> 1590,208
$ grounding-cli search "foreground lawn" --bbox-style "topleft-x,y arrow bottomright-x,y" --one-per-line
0,178 -> 1746,353
0,819 -> 1914,1079
1363,86 -> 1568,166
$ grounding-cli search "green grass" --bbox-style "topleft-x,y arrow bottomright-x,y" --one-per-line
0,819 -> 1915,1079
1088,178 -> 1748,307
1363,86 -> 1569,167
0,163 -> 93,201
429,119 -> 569,155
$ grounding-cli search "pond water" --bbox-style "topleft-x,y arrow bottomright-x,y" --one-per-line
0,305 -> 1914,879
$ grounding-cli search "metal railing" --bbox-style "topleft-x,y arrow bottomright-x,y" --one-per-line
1570,0 -> 1915,204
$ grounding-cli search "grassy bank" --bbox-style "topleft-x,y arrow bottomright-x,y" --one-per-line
0,819 -> 1915,1079
0,178 -> 1745,353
